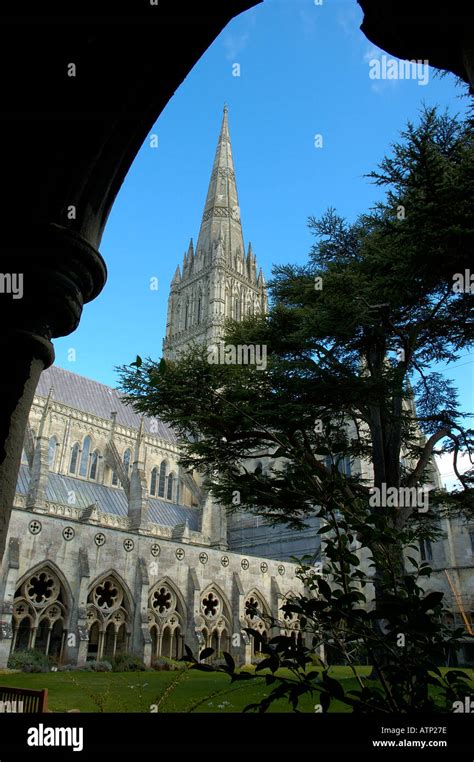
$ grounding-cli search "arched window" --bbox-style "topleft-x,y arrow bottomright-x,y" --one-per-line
197,294 -> 202,324
150,467 -> 157,496
148,581 -> 185,659
11,566 -> 68,658
90,450 -> 100,481
69,443 -> 80,474
167,472 -> 175,501
112,470 -> 118,486
48,436 -> 58,470
158,461 -> 167,498
79,436 -> 91,477
176,479 -> 181,504
123,449 -> 132,475
86,575 -> 131,661
184,301 -> 189,330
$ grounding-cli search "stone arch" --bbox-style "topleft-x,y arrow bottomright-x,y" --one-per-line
85,571 -> 133,661
158,460 -> 168,497
11,561 -> 73,660
281,589 -> 301,637
167,471 -> 175,501
69,441 -> 80,474
244,588 -> 271,657
147,577 -> 185,659
48,435 -> 58,470
78,434 -> 92,477
197,583 -> 232,658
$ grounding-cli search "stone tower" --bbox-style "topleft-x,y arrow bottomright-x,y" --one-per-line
163,105 -> 268,360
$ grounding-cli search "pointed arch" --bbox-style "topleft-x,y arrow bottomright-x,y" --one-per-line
11,560 -> 73,659
86,571 -> 133,661
244,589 -> 271,657
167,471 -> 175,501
148,577 -> 186,659
48,435 -> 58,470
89,449 -> 100,480
150,466 -> 158,496
123,448 -> 132,475
158,460 -> 167,497
69,442 -> 80,474
79,435 -> 92,477
196,288 -> 203,324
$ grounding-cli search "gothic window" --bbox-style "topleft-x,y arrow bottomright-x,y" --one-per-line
148,581 -> 184,659
158,461 -> 167,498
197,294 -> 202,324
201,592 -> 220,618
86,575 -> 131,661
90,450 -> 100,481
167,472 -> 175,501
244,592 -> 269,656
184,301 -> 189,330
419,538 -> 433,562
112,470 -> 118,486
324,454 -> 351,477
48,436 -> 58,470
176,479 -> 181,504
69,442 -> 80,474
150,467 -> 157,496
11,567 -> 68,659
123,448 -> 132,475
196,589 -> 231,659
79,436 -> 92,477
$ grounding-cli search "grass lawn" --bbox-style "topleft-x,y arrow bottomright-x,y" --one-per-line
0,666 -> 472,713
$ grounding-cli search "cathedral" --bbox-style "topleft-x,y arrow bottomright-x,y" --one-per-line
0,108 -> 472,670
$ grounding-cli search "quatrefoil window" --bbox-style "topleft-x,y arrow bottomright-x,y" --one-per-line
152,587 -> 172,614
202,592 -> 220,618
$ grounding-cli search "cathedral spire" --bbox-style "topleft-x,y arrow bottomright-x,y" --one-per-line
163,107 -> 268,361
195,105 -> 244,262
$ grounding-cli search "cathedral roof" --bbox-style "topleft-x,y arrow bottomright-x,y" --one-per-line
16,464 -> 200,530
35,365 -> 177,443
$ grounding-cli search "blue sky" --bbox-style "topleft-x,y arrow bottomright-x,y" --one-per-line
53,0 -> 472,487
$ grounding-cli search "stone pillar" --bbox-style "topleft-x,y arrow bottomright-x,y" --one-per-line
232,571 -> 247,665
76,548 -> 91,666
200,490 -> 228,550
26,389 -> 54,509
187,567 -> 203,657
0,538 -> 20,668
0,224 -> 106,565
137,557 -> 152,667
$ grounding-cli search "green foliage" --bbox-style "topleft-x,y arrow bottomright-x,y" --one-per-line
110,653 -> 145,672
7,649 -> 51,673
151,655 -> 185,671
87,660 -> 113,672
117,106 -> 474,712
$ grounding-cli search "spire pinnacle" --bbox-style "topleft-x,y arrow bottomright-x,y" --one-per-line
195,106 -> 244,263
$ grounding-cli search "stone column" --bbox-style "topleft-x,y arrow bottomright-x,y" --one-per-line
0,223 -> 106,565
0,538 -> 20,668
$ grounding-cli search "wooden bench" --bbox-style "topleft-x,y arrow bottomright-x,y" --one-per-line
0,685 -> 48,713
